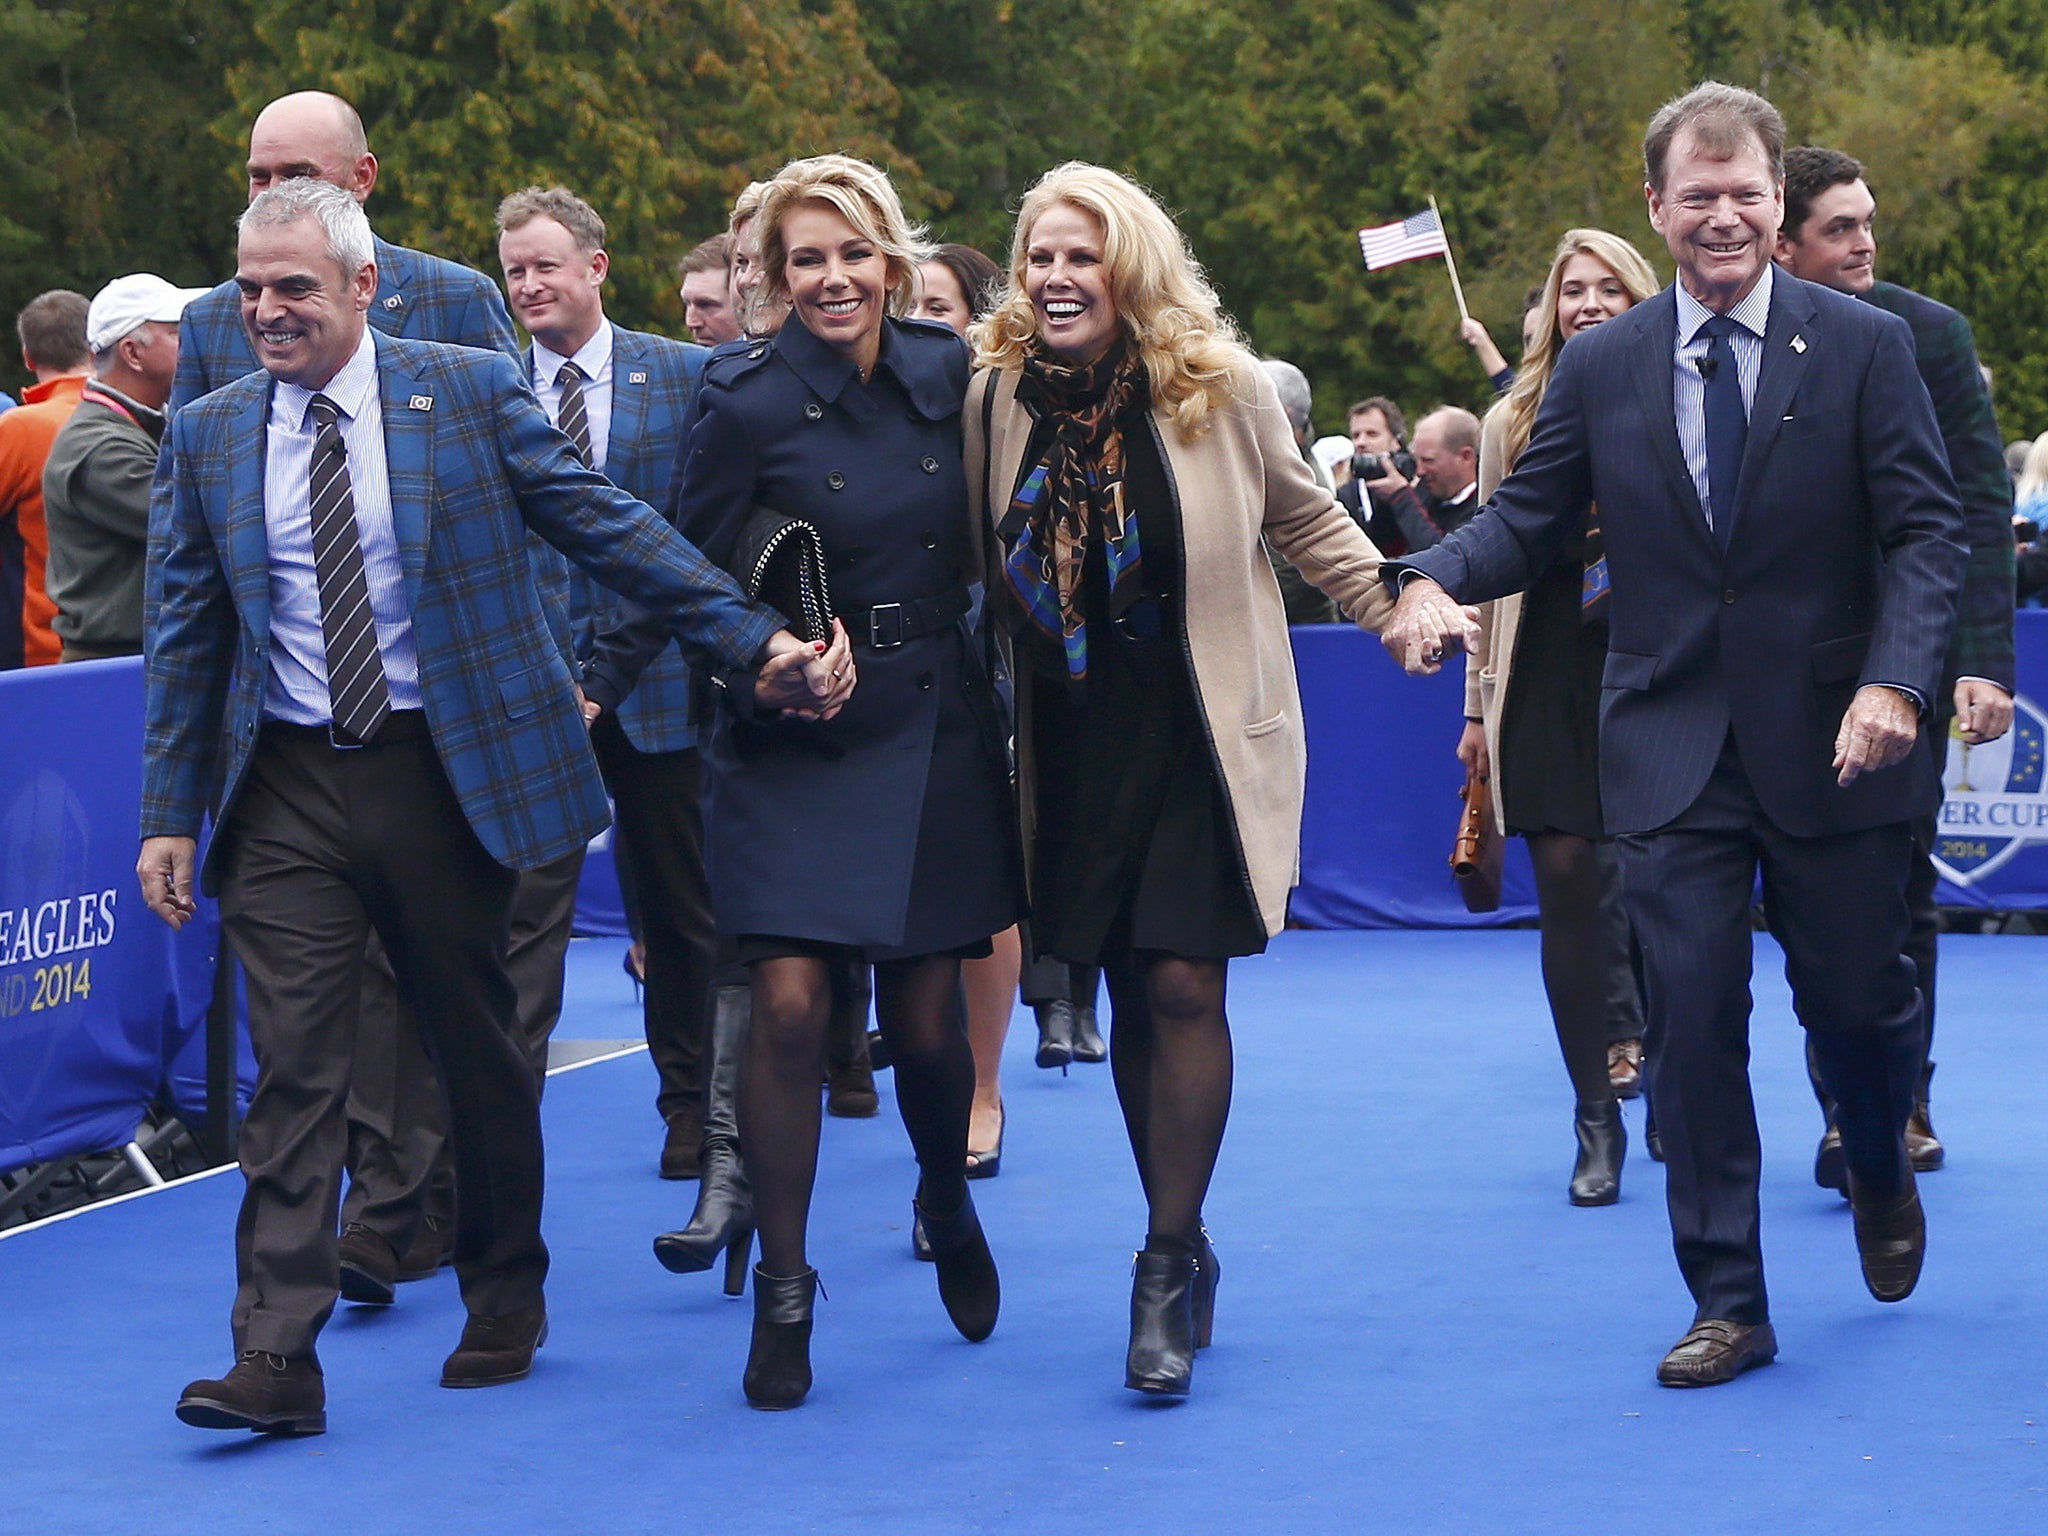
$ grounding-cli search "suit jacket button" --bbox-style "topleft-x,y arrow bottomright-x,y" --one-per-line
804,402 -> 823,421
827,471 -> 846,490
917,673 -> 934,691
921,530 -> 938,549
921,456 -> 939,473
1722,589 -> 1737,604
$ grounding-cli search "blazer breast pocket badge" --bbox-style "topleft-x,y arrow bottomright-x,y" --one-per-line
409,394 -> 434,412
627,370 -> 648,384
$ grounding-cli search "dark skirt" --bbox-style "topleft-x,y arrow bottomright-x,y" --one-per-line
1499,554 -> 1607,841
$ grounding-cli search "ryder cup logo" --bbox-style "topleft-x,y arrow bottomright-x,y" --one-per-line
1933,693 -> 2048,883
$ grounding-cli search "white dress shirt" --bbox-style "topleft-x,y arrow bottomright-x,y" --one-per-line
1673,265 -> 1771,528
531,319 -> 614,474
261,328 -> 422,724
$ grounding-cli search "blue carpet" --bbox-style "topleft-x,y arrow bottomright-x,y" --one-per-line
3,930 -> 2044,1534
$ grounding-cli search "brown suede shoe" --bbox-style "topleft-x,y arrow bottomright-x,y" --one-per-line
337,1223 -> 399,1306
176,1351 -> 326,1435
1656,1319 -> 1777,1387
440,1302 -> 548,1388
1607,1038 -> 1644,1099
396,1214 -> 455,1282
1847,1170 -> 1925,1303
1906,1101 -> 1944,1172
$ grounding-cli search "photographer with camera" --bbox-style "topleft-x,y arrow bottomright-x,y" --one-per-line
1335,397 -> 1436,555
1343,402 -> 1483,550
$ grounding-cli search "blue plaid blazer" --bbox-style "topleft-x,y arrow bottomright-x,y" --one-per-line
169,237 -> 520,415
143,334 -> 780,889
545,326 -> 707,754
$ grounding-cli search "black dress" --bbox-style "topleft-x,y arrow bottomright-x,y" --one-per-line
1498,533 -> 1607,841
1019,401 -> 1267,965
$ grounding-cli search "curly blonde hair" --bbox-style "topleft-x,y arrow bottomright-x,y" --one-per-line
751,154 -> 930,326
974,162 -> 1246,439
1493,229 -> 1661,471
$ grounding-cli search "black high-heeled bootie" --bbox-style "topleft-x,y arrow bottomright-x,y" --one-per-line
653,984 -> 754,1294
1191,1225 -> 1221,1351
1569,1097 -> 1626,1206
1126,1238 -> 1197,1396
743,1265 -> 818,1410
914,1185 -> 1000,1342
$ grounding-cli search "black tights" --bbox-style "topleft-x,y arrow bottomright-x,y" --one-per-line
1526,832 -> 1617,1104
742,952 -> 973,1276
1104,953 -> 1233,1248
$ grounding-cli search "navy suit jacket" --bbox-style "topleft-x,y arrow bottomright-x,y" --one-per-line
537,326 -> 708,754
1399,276 -> 1967,839
143,334 -> 780,891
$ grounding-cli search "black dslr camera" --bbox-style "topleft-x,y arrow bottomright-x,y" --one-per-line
1351,448 -> 1417,483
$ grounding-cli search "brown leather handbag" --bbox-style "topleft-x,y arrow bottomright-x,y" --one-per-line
1451,767 -> 1503,914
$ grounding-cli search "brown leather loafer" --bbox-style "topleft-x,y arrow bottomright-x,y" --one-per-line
1848,1171 -> 1925,1303
440,1302 -> 548,1388
1906,1101 -> 1944,1172
1657,1319 -> 1777,1387
338,1223 -> 399,1306
1607,1038 -> 1643,1099
176,1351 -> 326,1434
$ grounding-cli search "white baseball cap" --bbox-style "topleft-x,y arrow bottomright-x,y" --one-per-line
87,274 -> 209,354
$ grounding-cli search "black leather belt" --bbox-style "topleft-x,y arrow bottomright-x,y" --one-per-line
839,587 -> 970,651
265,709 -> 428,750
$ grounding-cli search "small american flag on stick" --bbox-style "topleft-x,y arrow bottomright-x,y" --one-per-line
1357,207 -> 1449,270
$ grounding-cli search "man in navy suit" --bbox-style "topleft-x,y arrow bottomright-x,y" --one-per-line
495,185 -> 722,1173
1773,143 -> 2017,1187
1384,83 -> 1968,1387
143,179 -> 850,1433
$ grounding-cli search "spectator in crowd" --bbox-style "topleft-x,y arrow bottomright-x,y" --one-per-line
1458,316 -> 1516,395
42,275 -> 205,661
1336,395 -> 1440,554
1259,359 -> 1341,624
726,181 -> 772,335
677,233 -> 741,346
0,290 -> 90,669
1519,283 -> 1547,357
1362,405 -> 1483,538
1775,143 -> 2017,1186
2016,435 -> 2048,604
150,177 -> 836,1436
588,154 -> 1018,1411
170,88 -> 529,1313
970,161 -> 1394,1398
911,240 -> 1032,1180
1460,228 -> 1662,1208
497,185 -> 722,1181
2007,437 -> 2033,488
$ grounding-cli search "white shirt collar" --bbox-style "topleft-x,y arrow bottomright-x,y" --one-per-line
1676,263 -> 1773,346
276,325 -> 378,431
533,316 -> 613,388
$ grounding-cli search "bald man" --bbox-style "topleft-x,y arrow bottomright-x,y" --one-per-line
169,92 -> 555,1314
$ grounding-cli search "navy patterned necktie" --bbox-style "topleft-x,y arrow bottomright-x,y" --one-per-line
1700,313 -> 1747,545
307,395 -> 391,744
555,360 -> 592,466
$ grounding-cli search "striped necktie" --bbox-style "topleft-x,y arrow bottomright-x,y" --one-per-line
555,360 -> 592,466
307,394 -> 392,743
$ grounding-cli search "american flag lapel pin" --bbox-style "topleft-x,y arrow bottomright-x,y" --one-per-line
1790,335 -> 1807,354
409,394 -> 433,411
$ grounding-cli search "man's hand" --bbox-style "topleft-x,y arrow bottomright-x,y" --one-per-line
138,836 -> 199,930
1953,678 -> 2013,745
1456,719 -> 1491,782
1834,685 -> 1920,786
577,685 -> 600,728
1364,463 -> 1411,499
756,620 -> 856,719
1381,577 -> 1481,676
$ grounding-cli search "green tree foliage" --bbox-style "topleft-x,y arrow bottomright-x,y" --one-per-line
2,0 -> 2042,431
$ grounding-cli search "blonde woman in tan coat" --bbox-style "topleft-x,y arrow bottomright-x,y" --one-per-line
1460,228 -> 1661,1208
966,162 -> 1394,1399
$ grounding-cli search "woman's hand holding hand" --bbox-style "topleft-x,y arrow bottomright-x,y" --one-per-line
756,620 -> 857,719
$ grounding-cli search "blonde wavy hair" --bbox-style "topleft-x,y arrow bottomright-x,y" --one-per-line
1493,229 -> 1661,470
974,162 -> 1246,439
752,154 -> 930,327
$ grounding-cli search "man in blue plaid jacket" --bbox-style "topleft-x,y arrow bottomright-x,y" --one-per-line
144,178 -> 850,1436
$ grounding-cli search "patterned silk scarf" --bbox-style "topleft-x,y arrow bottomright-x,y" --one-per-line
999,344 -> 1148,682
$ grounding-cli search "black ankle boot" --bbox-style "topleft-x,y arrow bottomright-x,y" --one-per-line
1126,1240 -> 1196,1396
915,1185 -> 1000,1342
743,1265 -> 817,1410
1034,1000 -> 1075,1071
1191,1225 -> 1221,1351
654,985 -> 754,1294
1569,1097 -> 1625,1206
